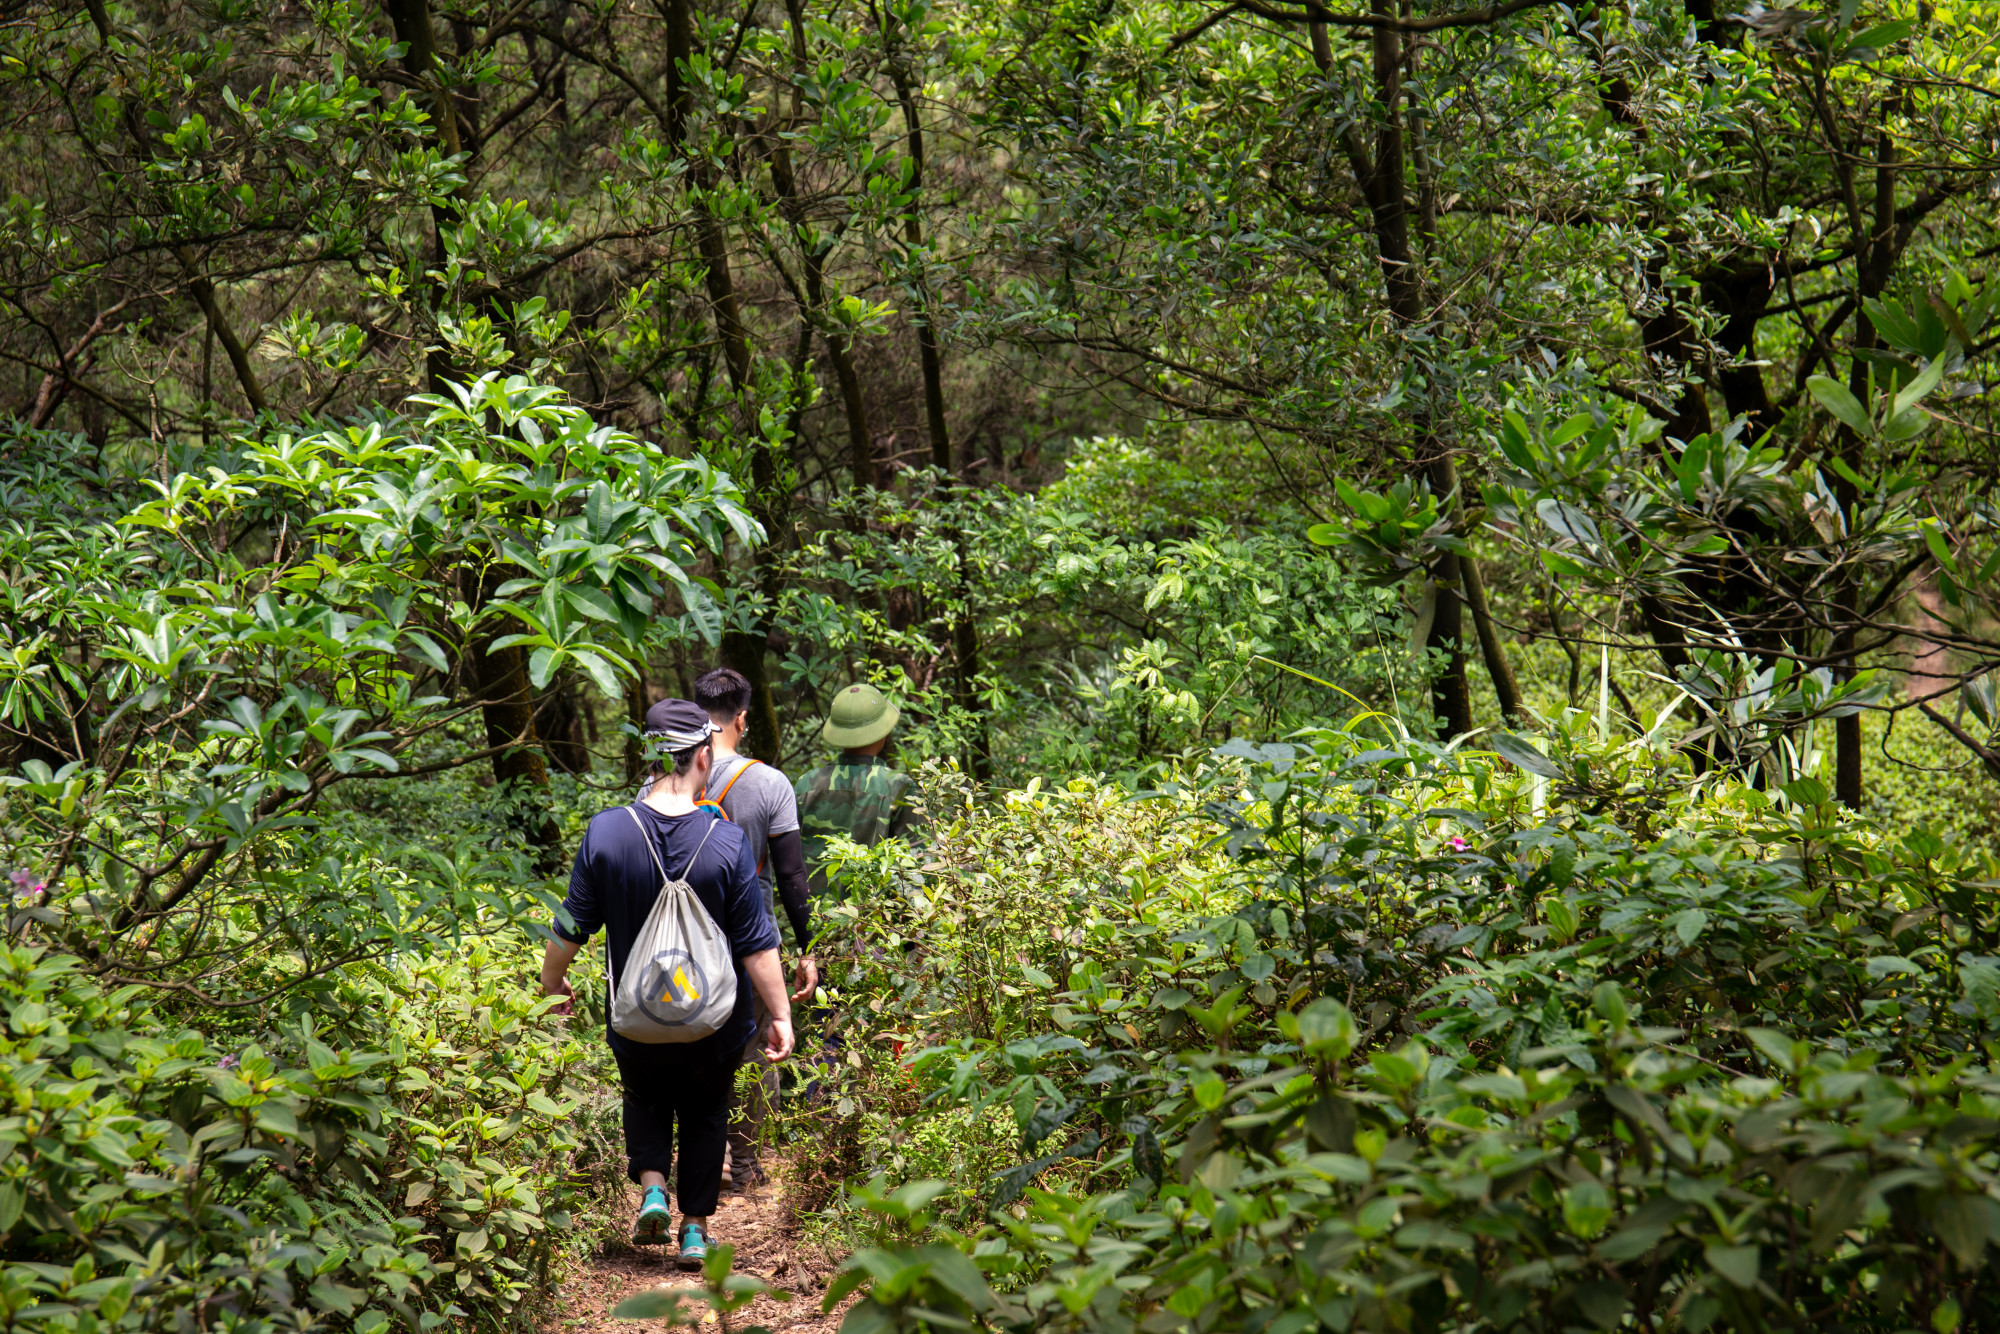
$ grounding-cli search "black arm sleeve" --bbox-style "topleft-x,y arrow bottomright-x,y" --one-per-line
767,828 -> 813,948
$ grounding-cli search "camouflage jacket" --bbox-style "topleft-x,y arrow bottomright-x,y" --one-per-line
794,753 -> 918,875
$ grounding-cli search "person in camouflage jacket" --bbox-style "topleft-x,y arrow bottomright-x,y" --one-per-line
794,683 -> 918,889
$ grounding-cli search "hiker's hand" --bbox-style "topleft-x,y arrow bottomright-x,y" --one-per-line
790,956 -> 818,1005
542,976 -> 574,1017
761,1016 -> 794,1062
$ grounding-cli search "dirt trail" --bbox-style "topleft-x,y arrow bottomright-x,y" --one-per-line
542,1161 -> 852,1334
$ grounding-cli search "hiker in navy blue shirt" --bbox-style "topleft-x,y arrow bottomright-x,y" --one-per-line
540,699 -> 793,1268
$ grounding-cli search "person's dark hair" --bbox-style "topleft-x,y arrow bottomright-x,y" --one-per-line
659,741 -> 706,780
694,667 -> 753,726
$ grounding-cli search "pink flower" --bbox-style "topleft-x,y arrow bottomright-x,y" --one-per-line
1447,837 -> 1469,852
216,1054 -> 240,1070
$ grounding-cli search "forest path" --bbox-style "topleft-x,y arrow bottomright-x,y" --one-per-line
541,1159 -> 852,1334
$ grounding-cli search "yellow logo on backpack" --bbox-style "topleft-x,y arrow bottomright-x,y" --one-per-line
659,962 -> 701,1005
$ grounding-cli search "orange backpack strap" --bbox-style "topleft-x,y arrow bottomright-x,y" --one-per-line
709,759 -> 773,877
713,758 -> 762,808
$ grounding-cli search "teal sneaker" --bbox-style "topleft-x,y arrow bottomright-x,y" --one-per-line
632,1185 -> 671,1246
676,1220 -> 709,1271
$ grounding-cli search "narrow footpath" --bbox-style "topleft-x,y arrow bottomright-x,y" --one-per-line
542,1160 -> 853,1333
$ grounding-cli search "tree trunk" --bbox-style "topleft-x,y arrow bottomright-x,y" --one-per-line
670,0 -> 787,760
954,609 -> 992,781
177,250 -> 266,415
383,0 -> 465,394
1830,106 -> 1900,810
1427,557 -> 1476,740
883,22 -> 986,777
1638,258 -> 1713,444
665,0 -> 754,394
471,632 -> 565,875
1463,555 -> 1525,725
624,674 -> 648,787
725,393 -> 790,764
385,0 -> 565,859
884,55 -> 952,475
1327,9 -> 1473,740
722,628 -> 782,760
537,677 -> 592,776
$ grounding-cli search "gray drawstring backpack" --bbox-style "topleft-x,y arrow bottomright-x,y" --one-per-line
609,808 -> 738,1043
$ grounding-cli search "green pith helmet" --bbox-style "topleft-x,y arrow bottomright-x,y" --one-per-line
820,683 -> 899,749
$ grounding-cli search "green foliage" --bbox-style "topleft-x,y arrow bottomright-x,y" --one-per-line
0,377 -> 748,1000
1861,703 -> 2000,854
0,385 -> 737,1328
768,479 -> 1404,783
817,723 -> 2000,1332
11,3 -> 2000,1332
0,930 -> 592,1332
1041,429 -> 1300,534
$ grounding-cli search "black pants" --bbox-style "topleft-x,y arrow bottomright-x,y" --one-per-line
614,1047 -> 743,1216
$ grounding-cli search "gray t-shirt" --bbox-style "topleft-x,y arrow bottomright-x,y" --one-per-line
699,755 -> 799,883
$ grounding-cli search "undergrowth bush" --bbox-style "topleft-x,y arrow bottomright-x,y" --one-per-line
813,724 -> 2000,1334
0,927 -> 597,1333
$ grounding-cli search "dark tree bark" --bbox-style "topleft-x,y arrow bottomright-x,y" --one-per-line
470,630 -> 565,875
1701,266 -> 1780,435
1464,556 -> 1525,724
665,0 -> 785,761
722,628 -> 783,760
883,50 -> 952,475
880,7 -> 990,779
537,678 -> 592,776
624,677 -> 649,787
667,0 -> 754,395
771,0 -> 875,492
1321,10 -> 1476,739
383,0 -> 466,394
1828,105 -> 1903,810
1638,262 -> 1714,444
382,0 -> 564,866
177,252 -> 267,416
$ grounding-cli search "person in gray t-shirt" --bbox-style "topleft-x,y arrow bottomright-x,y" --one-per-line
690,668 -> 817,1191
704,753 -> 798,908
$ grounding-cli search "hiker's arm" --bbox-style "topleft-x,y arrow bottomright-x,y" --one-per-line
540,938 -> 582,1016
542,824 -> 599,1018
721,837 -> 791,1057
767,829 -> 817,1002
742,948 -> 795,1060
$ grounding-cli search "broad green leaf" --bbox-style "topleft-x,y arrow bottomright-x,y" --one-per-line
1931,1194 -> 1994,1266
1892,352 -> 1945,416
1807,376 -> 1873,437
1925,524 -> 1962,577
1490,732 -> 1561,778
1563,1180 -> 1613,1239
1745,1028 -> 1802,1072
1669,908 -> 1708,945
1844,18 -> 1915,53
565,586 -> 620,623
1705,1242 -> 1760,1289
1295,999 -> 1358,1058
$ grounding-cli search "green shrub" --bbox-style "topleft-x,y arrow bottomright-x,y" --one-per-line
0,927 -> 596,1332
819,726 -> 2000,1333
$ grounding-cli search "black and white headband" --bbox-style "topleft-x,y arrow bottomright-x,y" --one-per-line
644,718 -> 715,752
